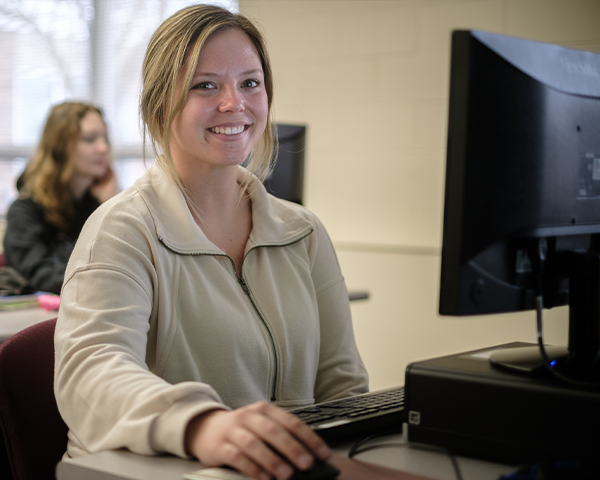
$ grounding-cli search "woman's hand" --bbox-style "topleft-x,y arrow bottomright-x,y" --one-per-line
90,166 -> 119,203
185,402 -> 331,480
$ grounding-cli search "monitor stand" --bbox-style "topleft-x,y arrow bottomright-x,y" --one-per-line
489,345 -> 568,376
491,249 -> 600,381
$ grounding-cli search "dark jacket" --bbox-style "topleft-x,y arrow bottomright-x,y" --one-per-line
3,193 -> 99,294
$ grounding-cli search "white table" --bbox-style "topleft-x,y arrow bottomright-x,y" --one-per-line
56,432 -> 515,480
0,307 -> 57,342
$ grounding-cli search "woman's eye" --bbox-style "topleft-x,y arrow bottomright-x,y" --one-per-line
242,79 -> 260,88
192,82 -> 215,90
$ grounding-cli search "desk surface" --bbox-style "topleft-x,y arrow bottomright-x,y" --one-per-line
56,433 -> 514,480
0,307 -> 57,342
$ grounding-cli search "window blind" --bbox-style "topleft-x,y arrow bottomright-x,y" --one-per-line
0,0 -> 238,216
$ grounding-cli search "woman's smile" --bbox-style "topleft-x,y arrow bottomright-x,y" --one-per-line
208,124 -> 247,135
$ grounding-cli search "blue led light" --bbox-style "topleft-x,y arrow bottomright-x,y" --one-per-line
550,360 -> 556,368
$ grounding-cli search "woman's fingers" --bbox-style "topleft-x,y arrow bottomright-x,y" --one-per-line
90,166 -> 119,202
187,409 -> 288,480
228,427 -> 295,479
217,440 -> 274,480
242,402 -> 330,468
186,402 -> 332,480
258,403 -> 331,460
187,411 -> 271,480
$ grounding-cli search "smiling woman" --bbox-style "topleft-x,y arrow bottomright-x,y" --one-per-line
54,6 -> 369,480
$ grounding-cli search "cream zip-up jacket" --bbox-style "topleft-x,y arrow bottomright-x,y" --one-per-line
54,165 -> 368,459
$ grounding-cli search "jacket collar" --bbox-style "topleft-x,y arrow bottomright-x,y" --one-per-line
134,165 -> 313,255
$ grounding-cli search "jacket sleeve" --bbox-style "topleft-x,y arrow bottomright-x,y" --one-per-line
54,204 -> 227,458
3,199 -> 69,294
308,216 -> 370,402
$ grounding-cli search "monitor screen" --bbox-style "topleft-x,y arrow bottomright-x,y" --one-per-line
264,124 -> 306,205
438,30 -> 600,377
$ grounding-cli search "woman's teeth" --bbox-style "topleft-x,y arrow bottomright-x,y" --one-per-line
210,125 -> 245,135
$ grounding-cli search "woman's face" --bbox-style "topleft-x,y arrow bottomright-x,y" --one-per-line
169,28 -> 268,173
71,111 -> 110,180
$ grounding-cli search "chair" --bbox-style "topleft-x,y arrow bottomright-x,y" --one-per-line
0,318 -> 68,480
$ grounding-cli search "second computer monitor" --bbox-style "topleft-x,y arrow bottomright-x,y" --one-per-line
264,124 -> 306,205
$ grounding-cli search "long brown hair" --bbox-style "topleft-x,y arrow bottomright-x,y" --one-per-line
22,101 -> 106,232
140,4 -> 277,207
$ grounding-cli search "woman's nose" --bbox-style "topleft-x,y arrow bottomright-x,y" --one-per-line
96,137 -> 109,152
218,85 -> 245,113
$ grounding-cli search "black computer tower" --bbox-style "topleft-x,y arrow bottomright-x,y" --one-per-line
405,343 -> 600,463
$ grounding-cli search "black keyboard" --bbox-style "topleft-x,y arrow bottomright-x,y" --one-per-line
292,386 -> 405,445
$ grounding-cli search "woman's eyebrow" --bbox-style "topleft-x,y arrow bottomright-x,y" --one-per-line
241,69 -> 264,76
193,68 -> 264,78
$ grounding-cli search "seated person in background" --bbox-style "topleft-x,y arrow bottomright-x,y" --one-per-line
3,101 -> 118,294
54,5 -> 368,480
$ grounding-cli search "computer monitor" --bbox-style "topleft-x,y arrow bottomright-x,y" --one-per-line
439,30 -> 600,379
264,124 -> 306,205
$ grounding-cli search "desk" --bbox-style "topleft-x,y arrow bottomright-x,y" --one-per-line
56,432 -> 514,480
0,307 -> 57,342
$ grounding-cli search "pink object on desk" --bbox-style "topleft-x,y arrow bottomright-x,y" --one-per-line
38,295 -> 60,311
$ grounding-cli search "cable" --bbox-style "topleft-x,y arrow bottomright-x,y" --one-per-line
348,434 -> 463,480
347,433 -> 381,458
530,239 -> 600,388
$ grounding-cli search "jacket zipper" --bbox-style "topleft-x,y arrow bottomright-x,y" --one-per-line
225,235 -> 314,402
159,231 -> 314,404
236,274 -> 279,402
232,236 -> 311,403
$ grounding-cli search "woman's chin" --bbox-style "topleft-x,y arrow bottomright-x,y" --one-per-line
93,166 -> 109,178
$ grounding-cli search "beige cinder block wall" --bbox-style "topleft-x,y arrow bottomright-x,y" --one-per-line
239,0 -> 600,390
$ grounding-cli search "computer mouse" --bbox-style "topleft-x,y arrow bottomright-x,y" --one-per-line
290,459 -> 340,480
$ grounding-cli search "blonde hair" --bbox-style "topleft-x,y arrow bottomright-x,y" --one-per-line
22,102 -> 106,232
140,4 -> 276,206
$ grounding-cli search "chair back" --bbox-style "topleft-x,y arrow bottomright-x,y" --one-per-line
0,318 -> 68,480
